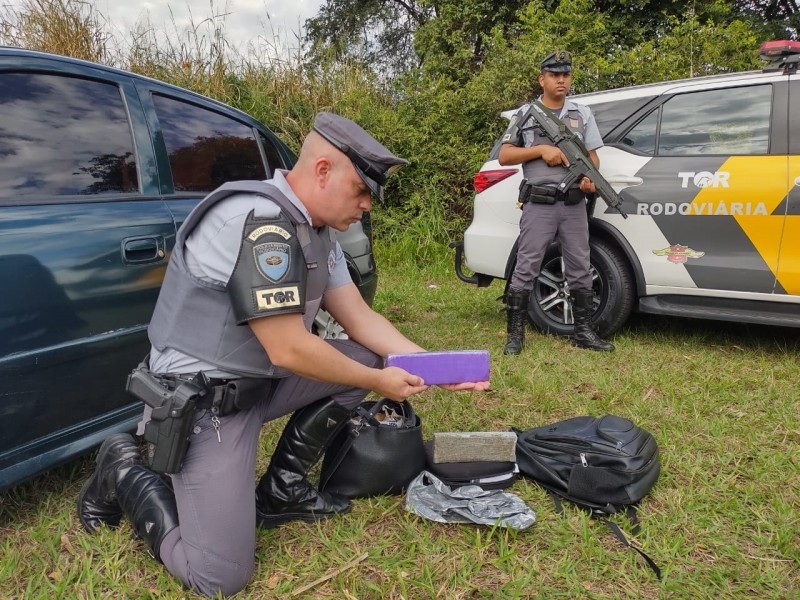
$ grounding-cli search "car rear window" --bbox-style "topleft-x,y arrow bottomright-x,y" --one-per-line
153,94 -> 267,192
613,84 -> 774,157
0,72 -> 138,200
656,84 -> 772,155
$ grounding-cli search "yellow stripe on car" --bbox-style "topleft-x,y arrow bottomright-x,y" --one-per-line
689,156 -> 796,292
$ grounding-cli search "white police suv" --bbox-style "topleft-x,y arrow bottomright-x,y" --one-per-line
453,40 -> 800,337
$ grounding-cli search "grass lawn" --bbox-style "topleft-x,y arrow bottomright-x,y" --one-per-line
1,253 -> 798,599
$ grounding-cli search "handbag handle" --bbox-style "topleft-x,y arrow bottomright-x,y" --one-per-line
355,398 -> 417,427
319,399 -> 417,491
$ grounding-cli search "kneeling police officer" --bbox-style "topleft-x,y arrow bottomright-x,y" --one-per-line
77,113 -> 488,597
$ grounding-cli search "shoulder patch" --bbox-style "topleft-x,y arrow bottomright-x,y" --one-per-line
228,209 -> 307,323
248,225 -> 291,242
255,286 -> 302,311
255,242 -> 291,282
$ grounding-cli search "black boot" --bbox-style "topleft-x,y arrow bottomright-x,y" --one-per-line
504,287 -> 527,355
77,433 -> 143,532
255,398 -> 352,529
571,289 -> 614,352
115,464 -> 180,562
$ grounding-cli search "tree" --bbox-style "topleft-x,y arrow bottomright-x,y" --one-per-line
732,0 -> 799,38
304,0 -> 794,81
304,0 -> 432,75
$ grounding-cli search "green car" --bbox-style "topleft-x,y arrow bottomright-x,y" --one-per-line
0,47 -> 378,491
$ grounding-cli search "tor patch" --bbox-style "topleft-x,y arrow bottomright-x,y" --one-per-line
255,242 -> 291,282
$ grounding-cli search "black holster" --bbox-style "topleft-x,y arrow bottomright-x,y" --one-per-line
126,366 -> 204,474
126,364 -> 275,474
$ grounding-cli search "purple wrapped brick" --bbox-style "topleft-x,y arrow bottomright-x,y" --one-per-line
385,350 -> 490,385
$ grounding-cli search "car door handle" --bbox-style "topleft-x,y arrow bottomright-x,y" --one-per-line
122,236 -> 165,264
605,175 -> 644,186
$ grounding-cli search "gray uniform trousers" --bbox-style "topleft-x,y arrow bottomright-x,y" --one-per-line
510,200 -> 593,292
154,338 -> 381,597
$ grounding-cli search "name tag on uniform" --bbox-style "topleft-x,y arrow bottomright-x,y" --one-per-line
255,286 -> 301,311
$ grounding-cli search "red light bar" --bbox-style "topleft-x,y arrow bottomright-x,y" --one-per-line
759,40 -> 800,58
473,169 -> 518,193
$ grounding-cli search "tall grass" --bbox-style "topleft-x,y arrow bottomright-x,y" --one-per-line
2,251 -> 798,598
0,0 -> 113,63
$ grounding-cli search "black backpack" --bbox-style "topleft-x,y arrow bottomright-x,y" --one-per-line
515,415 -> 662,578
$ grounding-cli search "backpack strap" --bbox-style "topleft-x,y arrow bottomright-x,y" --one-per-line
548,490 -> 565,516
625,504 -> 641,535
596,515 -> 662,580
546,490 -> 661,580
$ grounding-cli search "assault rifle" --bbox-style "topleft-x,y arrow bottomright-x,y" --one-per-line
520,101 -> 627,219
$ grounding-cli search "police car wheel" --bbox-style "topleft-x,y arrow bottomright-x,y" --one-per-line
512,239 -> 634,338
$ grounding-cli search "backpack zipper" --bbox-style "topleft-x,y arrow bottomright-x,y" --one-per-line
580,452 -> 588,467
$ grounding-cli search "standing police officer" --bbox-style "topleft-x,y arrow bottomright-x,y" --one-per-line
499,50 -> 614,354
77,113 -> 488,597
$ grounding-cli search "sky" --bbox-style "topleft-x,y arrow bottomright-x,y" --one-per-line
15,0 -> 327,55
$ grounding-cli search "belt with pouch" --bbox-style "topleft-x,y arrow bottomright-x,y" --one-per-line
162,373 -> 275,416
518,180 -> 585,206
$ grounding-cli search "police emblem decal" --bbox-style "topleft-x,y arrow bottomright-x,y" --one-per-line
255,243 -> 291,282
327,250 -> 336,274
652,244 -> 705,264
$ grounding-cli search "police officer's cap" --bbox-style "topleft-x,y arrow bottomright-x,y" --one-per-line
313,112 -> 408,199
541,50 -> 572,73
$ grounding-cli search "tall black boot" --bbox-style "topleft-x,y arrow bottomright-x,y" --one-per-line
571,289 -> 614,352
504,287 -> 527,355
116,464 -> 179,563
77,433 -> 144,532
77,433 -> 179,562
255,398 -> 352,529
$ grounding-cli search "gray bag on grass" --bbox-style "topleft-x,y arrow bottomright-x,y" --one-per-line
405,471 -> 536,530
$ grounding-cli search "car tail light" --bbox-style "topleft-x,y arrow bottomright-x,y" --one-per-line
473,169 -> 518,193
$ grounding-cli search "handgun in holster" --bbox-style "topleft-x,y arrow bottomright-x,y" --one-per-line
126,367 -> 207,474
517,180 -> 532,208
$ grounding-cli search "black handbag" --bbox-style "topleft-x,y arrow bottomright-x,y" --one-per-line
319,399 -> 426,498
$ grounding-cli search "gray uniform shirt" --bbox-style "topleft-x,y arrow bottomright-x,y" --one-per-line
149,170 -> 351,377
